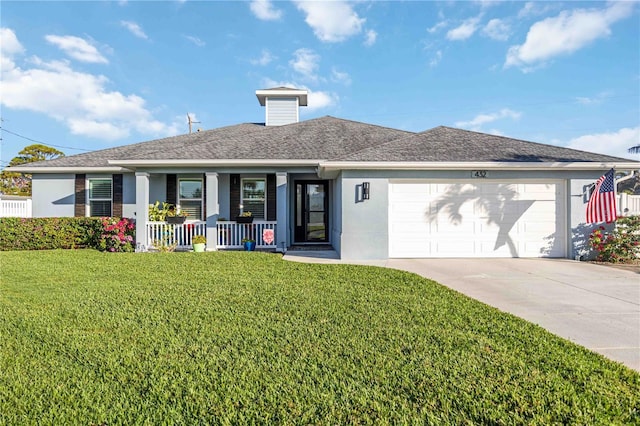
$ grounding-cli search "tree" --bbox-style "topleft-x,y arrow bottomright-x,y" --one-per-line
0,144 -> 64,196
8,144 -> 65,165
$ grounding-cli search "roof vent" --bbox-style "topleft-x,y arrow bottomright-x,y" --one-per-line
255,87 -> 308,126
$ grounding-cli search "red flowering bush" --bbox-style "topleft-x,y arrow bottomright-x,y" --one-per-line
589,216 -> 640,263
97,217 -> 135,252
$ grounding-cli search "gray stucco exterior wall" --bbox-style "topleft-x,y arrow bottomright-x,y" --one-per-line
149,174 -> 166,206
122,173 -> 137,219
339,176 -> 389,260
331,176 -> 343,255
218,174 -> 230,219
32,174 -> 75,217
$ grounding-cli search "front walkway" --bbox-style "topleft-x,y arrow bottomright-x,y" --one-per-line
283,254 -> 640,372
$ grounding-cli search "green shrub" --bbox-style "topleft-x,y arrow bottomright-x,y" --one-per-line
0,217 -> 136,252
0,217 -> 102,251
589,216 -> 640,263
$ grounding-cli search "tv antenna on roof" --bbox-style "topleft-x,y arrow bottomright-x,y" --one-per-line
187,114 -> 201,134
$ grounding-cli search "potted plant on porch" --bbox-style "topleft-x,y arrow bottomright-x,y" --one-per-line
242,237 -> 256,251
236,211 -> 254,224
166,207 -> 189,224
192,235 -> 206,252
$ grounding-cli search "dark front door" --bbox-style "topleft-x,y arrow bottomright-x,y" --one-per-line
295,181 -> 328,243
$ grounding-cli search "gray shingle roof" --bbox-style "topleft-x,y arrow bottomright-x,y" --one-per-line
23,123 -> 265,168
18,119 -> 635,169
342,126 -> 633,162
123,116 -> 413,161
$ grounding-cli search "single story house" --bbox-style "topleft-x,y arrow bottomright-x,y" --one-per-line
9,87 -> 639,259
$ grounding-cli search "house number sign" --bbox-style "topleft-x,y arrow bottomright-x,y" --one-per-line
471,170 -> 488,178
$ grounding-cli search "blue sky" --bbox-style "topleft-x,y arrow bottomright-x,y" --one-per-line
1,0 -> 639,168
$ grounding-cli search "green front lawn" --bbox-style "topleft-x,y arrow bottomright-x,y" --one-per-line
1,250 -> 638,424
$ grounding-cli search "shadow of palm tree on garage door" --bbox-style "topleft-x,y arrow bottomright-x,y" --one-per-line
424,183 -> 535,257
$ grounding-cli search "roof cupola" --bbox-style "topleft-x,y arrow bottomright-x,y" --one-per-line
255,87 -> 308,126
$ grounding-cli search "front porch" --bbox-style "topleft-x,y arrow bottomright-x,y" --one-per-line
145,220 -> 278,251
133,171 -> 333,253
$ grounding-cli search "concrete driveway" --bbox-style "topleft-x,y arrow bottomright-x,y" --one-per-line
284,253 -> 640,372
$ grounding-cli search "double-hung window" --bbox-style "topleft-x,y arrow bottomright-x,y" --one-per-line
241,178 -> 266,219
88,178 -> 112,217
179,178 -> 203,220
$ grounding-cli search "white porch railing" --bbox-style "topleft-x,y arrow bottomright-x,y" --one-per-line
217,220 -> 277,249
619,193 -> 640,216
0,199 -> 32,218
147,221 -> 207,250
146,220 -> 277,250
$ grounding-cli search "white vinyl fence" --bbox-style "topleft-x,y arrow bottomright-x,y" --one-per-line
0,198 -> 32,218
619,193 -> 640,216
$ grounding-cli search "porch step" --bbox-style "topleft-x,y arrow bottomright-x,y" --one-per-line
288,244 -> 334,251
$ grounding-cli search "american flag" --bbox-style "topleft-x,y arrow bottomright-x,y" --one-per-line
586,168 -> 617,223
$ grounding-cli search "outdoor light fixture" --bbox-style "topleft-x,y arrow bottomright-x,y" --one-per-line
362,182 -> 370,200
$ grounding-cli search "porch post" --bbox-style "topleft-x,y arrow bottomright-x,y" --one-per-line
205,172 -> 219,251
135,172 -> 149,252
276,172 -> 288,252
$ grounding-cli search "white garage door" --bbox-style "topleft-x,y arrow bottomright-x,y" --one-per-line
389,180 -> 566,258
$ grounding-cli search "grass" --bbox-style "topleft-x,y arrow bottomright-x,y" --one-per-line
1,250 -> 638,425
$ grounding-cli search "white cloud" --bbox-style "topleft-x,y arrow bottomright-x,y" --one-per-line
184,35 -> 205,47
475,0 -> 501,9
446,16 -> 481,41
364,29 -> 377,46
249,0 -> 282,21
566,127 -> 640,160
262,78 -> 338,111
294,1 -> 365,42
1,28 -> 24,56
308,90 -> 338,111
575,91 -> 612,105
67,118 -> 130,140
455,108 -> 521,130
331,67 -> 351,85
505,2 -> 635,70
427,20 -> 448,34
289,48 -> 320,81
45,35 -> 108,64
0,30 -> 179,141
120,20 -> 148,39
517,2 -> 557,19
482,18 -> 510,41
517,2 -> 536,19
250,49 -> 275,66
429,50 -> 442,68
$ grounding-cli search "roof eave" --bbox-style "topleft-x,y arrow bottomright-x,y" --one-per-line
109,159 -> 323,168
319,161 -> 640,172
255,89 -> 308,106
5,166 -> 132,174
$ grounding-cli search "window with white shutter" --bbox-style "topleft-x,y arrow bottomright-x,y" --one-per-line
88,179 -> 112,217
